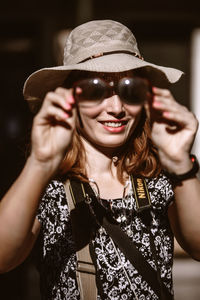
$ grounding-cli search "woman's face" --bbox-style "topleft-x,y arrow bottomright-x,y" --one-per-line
74,71 -> 147,151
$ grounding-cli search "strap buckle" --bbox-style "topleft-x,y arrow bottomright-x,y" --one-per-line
77,260 -> 96,275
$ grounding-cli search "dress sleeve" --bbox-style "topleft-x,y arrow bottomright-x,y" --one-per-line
36,180 -> 68,225
36,184 -> 51,224
146,173 -> 174,213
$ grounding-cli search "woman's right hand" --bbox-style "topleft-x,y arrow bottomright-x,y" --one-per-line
0,88 -> 75,272
30,87 -> 76,176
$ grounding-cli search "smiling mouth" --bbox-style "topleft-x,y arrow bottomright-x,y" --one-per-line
101,121 -> 127,128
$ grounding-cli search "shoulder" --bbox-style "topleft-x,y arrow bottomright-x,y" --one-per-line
37,180 -> 69,223
42,180 -> 67,209
44,179 -> 66,197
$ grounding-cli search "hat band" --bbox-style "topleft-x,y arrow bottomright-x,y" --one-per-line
79,50 -> 144,64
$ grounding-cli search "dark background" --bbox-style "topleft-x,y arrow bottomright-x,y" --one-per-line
0,1 -> 200,299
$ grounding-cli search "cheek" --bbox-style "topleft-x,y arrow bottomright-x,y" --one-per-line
78,105 -> 102,119
76,107 -> 100,133
124,104 -> 143,116
126,105 -> 144,133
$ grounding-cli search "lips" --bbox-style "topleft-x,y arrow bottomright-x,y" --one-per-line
100,120 -> 128,128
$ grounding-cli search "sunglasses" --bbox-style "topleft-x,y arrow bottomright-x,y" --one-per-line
72,76 -> 151,107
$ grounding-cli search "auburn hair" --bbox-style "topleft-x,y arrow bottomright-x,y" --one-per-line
58,108 -> 161,184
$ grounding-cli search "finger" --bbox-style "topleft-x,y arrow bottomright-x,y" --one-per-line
42,90 -> 74,114
74,87 -> 82,95
148,90 -> 195,128
152,87 -> 177,108
151,101 -> 196,128
151,94 -> 192,122
55,87 -> 75,105
162,110 -> 198,129
151,88 -> 186,117
152,86 -> 172,97
152,96 -> 181,113
44,105 -> 73,124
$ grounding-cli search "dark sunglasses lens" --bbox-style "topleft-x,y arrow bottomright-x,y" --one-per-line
74,78 -> 107,101
118,77 -> 150,105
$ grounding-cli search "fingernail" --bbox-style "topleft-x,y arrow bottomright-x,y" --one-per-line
63,112 -> 69,119
75,87 -> 82,94
163,111 -> 170,117
68,95 -> 75,103
153,100 -> 160,107
152,86 -> 157,93
65,102 -> 71,110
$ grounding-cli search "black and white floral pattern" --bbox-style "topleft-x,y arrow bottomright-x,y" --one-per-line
37,173 -> 174,299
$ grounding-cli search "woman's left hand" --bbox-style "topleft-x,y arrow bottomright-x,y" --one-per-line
145,87 -> 199,173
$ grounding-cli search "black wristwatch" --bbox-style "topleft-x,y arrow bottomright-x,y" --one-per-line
165,154 -> 199,186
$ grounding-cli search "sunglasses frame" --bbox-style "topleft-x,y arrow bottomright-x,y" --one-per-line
72,76 -> 151,105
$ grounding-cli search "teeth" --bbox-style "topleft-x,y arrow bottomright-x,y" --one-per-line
103,122 -> 123,128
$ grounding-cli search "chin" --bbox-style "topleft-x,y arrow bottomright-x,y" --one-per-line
96,138 -> 128,149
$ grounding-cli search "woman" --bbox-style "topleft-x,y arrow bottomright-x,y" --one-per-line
0,19 -> 200,300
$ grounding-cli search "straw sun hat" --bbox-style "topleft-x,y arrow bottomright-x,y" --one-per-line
23,19 -> 183,112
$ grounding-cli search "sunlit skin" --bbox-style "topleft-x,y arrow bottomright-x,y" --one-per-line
75,71 -> 146,155
77,94 -> 143,151
0,69 -> 200,278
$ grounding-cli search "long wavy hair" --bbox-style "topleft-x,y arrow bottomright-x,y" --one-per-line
58,70 -> 162,183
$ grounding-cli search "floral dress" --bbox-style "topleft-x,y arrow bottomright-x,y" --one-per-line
37,173 -> 174,299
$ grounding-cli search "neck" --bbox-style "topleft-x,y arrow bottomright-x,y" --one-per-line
80,137 -> 119,179
80,137 -> 129,199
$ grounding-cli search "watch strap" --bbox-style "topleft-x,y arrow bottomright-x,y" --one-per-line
165,154 -> 199,185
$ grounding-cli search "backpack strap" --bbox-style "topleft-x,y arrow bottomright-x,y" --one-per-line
64,180 -> 97,300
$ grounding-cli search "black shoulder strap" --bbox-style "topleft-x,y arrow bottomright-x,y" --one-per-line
69,178 -> 173,300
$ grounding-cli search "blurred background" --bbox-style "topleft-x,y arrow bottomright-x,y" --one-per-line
0,0 -> 200,299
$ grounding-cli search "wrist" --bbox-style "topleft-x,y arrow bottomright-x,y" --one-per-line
164,154 -> 199,186
26,155 -> 57,181
167,157 -> 193,175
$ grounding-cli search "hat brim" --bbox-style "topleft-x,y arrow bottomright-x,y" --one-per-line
23,53 -> 183,112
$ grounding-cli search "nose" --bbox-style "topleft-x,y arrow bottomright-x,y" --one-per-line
105,95 -> 125,117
